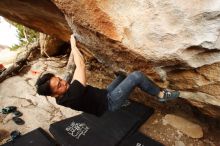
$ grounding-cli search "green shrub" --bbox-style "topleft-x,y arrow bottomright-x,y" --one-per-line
10,22 -> 39,51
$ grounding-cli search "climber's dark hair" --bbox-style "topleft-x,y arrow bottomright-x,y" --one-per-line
35,73 -> 55,96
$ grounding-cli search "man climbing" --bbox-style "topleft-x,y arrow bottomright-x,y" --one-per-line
36,34 -> 180,116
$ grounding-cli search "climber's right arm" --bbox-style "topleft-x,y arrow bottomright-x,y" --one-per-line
71,35 -> 86,86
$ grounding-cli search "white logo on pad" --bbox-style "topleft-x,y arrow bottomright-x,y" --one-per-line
136,142 -> 144,146
66,121 -> 90,139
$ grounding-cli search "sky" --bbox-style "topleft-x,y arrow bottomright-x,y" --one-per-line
0,17 -> 19,66
0,16 -> 19,47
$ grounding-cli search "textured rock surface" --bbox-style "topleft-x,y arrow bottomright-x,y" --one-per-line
0,0 -> 220,118
0,0 -> 71,41
39,33 -> 66,56
163,114 -> 203,139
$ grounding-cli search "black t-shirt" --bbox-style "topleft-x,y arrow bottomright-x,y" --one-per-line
56,80 -> 108,116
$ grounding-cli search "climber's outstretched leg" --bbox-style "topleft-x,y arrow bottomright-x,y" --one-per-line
107,71 -> 180,111
107,73 -> 126,93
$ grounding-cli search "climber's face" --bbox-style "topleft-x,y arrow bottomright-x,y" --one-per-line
49,76 -> 69,97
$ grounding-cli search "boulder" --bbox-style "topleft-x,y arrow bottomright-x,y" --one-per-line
39,33 -> 66,56
163,114 -> 203,139
0,0 -> 220,118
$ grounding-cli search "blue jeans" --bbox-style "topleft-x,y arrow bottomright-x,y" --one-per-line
107,71 -> 160,111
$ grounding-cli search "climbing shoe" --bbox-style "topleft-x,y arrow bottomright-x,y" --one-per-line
12,117 -> 25,125
2,106 -> 17,114
13,110 -> 23,117
10,130 -> 21,141
158,89 -> 180,102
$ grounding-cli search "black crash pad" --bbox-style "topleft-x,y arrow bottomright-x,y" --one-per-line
49,101 -> 154,146
2,128 -> 58,146
119,132 -> 164,146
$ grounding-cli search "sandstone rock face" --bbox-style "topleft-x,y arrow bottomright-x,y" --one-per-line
163,114 -> 203,139
39,33 -> 66,56
0,0 -> 71,41
0,0 -> 220,118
